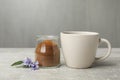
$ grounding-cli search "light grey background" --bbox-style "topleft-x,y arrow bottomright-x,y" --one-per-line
0,0 -> 120,48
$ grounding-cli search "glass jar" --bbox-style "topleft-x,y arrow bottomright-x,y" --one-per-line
35,35 -> 60,67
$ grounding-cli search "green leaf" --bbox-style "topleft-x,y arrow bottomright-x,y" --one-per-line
11,61 -> 23,66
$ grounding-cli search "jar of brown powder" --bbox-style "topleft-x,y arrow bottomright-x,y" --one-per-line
35,35 -> 60,67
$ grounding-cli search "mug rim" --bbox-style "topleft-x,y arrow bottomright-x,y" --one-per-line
61,31 -> 99,36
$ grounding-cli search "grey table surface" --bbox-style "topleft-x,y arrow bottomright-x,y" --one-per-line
0,48 -> 120,80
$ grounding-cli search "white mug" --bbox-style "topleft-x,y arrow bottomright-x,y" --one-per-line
60,31 -> 111,68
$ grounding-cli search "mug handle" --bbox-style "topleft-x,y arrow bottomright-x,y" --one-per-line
95,38 -> 111,62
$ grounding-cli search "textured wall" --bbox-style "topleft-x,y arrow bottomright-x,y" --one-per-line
0,0 -> 120,48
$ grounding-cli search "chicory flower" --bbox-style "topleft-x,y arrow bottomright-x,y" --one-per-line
23,57 -> 33,67
31,61 -> 39,70
12,57 -> 39,70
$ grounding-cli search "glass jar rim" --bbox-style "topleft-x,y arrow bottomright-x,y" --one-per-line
36,35 -> 59,41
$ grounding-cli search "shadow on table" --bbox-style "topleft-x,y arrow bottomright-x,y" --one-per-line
91,61 -> 117,68
60,60 -> 118,69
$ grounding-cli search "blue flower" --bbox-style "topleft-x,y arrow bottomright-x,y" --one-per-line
23,57 -> 32,67
31,61 -> 39,70
12,57 -> 39,70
